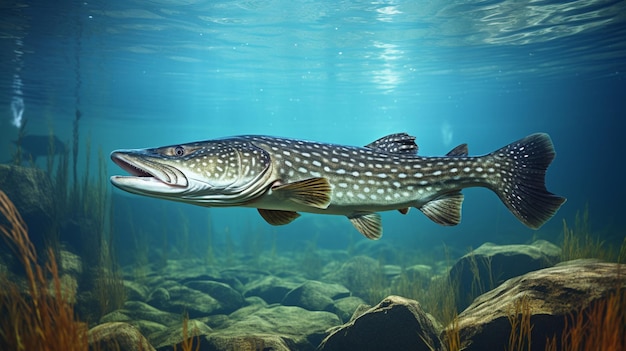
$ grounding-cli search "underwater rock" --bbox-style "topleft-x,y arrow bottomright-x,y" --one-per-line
150,319 -> 212,350
152,285 -> 222,318
159,259 -> 222,283
390,264 -> 435,292
59,249 -> 83,275
243,275 -> 301,304
282,280 -> 351,311
351,240 -> 398,263
212,305 -> 341,351
323,255 -> 382,299
99,309 -> 132,323
128,320 -> 169,338
100,301 -> 181,328
219,305 -> 341,350
227,296 -> 268,322
349,303 -> 373,322
184,280 -> 246,314
202,334 -> 292,351
0,164 -> 54,254
124,280 -> 150,302
318,295 -> 443,351
449,240 -> 561,311
220,265 -> 272,284
55,249 -> 82,304
382,264 -> 402,278
147,287 -> 170,308
199,314 -> 231,329
58,217 -> 102,268
88,322 -> 155,351
404,264 -> 433,281
329,296 -> 368,323
451,260 -> 626,351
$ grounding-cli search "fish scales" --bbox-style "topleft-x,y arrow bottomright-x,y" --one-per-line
248,136 -> 484,210
110,133 -> 566,239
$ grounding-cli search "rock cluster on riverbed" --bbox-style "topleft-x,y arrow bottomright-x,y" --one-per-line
80,242 -> 625,351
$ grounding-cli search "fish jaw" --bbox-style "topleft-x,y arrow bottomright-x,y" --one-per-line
110,150 -> 190,196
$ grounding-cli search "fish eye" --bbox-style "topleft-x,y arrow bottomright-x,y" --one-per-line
174,146 -> 185,156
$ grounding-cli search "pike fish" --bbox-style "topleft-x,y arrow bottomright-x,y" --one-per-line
110,133 -> 565,239
7,135 -> 67,163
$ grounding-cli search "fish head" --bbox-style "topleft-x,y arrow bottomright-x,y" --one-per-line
110,138 -> 273,206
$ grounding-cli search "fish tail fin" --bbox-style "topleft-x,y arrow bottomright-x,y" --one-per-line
490,133 -> 566,229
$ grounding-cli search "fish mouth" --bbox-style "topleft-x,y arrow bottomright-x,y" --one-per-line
110,151 -> 188,192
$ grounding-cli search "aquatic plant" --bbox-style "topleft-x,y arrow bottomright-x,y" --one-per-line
132,227 -> 151,282
420,273 -> 459,327
442,314 -> 462,351
544,287 -> 626,351
204,212 -> 216,266
83,147 -> 126,319
175,313 -> 200,351
83,147 -> 108,236
72,108 -> 81,197
94,238 -> 126,318
175,207 -> 191,258
382,245 -> 460,326
464,248 -> 498,308
242,220 -> 265,264
0,190 -> 88,350
268,229 -> 278,263
53,137 -> 70,216
223,226 -> 236,265
337,256 -> 388,304
617,236 -> 626,263
300,239 -> 323,280
560,206 -> 617,262
46,127 -> 58,176
390,270 -> 426,302
507,294 -> 533,351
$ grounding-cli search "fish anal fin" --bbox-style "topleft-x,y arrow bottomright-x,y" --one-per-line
348,213 -> 383,240
446,143 -> 468,157
419,192 -> 464,226
398,207 -> 410,215
258,209 -> 300,226
365,133 -> 418,155
272,177 -> 331,209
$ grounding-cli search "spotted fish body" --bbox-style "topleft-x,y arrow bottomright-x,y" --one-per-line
110,133 -> 566,239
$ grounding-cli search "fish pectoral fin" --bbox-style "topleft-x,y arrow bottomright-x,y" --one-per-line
348,213 -> 383,240
271,177 -> 331,209
419,192 -> 464,226
258,209 -> 301,226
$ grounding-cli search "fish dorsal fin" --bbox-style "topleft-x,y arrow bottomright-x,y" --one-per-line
365,133 -> 418,155
348,213 -> 383,240
419,192 -> 464,226
446,143 -> 468,157
271,177 -> 331,209
258,209 -> 300,225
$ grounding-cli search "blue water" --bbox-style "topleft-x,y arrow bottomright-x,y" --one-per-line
1,0 -> 625,256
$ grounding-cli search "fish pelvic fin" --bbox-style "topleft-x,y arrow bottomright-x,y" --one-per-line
491,133 -> 566,229
348,213 -> 383,240
419,191 -> 464,225
258,209 -> 300,225
271,177 -> 332,209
